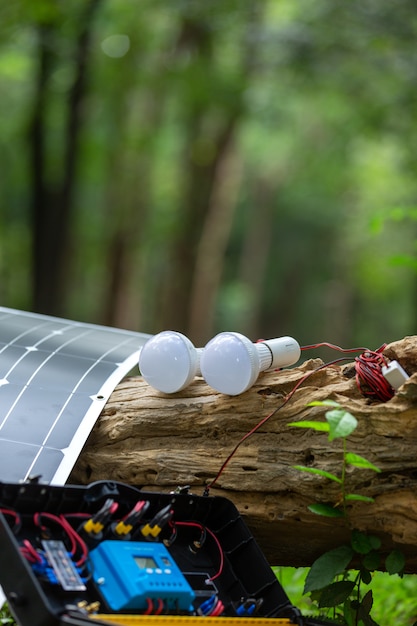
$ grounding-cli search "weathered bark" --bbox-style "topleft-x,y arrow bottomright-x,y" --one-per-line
70,336 -> 417,571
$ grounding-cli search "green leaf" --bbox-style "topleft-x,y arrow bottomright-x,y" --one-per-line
351,530 -> 374,555
287,420 -> 330,432
360,568 -> 372,584
307,400 -> 341,407
345,494 -> 375,503
308,503 -> 345,517
325,409 -> 358,441
362,550 -> 381,571
318,580 -> 356,608
345,452 -> 381,473
303,545 -> 354,593
385,550 -> 405,575
369,535 -> 382,550
343,598 -> 355,626
360,589 -> 373,616
293,465 -> 342,483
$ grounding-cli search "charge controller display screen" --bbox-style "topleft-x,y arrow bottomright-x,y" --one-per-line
134,556 -> 157,570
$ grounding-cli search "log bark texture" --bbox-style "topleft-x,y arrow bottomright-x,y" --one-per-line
69,337 -> 417,571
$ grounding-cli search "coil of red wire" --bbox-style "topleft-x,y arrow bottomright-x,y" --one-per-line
354,348 -> 394,402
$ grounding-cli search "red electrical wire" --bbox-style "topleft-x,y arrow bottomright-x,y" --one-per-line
154,599 -> 164,615
205,341 -> 395,494
172,520 -> 224,582
210,599 -> 225,616
205,356 -> 349,493
302,342 -> 394,402
33,511 -> 89,567
21,539 -> 43,564
354,349 -> 394,402
0,508 -> 21,531
300,341 -> 371,353
144,598 -> 153,615
34,512 -> 76,555
61,516 -> 89,566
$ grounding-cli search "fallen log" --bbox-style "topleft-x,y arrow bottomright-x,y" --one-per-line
69,336 -> 417,571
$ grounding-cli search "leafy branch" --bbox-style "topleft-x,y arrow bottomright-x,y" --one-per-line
289,400 -> 379,518
288,400 -> 405,625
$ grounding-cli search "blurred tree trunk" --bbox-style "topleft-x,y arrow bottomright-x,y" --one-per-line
29,0 -> 101,316
159,5 -> 264,339
187,139 -> 242,345
237,177 -> 275,339
101,105 -> 157,330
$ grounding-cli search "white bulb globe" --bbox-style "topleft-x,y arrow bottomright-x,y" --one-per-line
200,332 -> 301,396
139,331 -> 201,393
200,332 -> 260,395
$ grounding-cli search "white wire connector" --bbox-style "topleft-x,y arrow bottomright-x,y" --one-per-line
381,360 -> 410,390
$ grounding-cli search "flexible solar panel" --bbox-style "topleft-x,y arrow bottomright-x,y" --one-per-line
0,307 -> 151,486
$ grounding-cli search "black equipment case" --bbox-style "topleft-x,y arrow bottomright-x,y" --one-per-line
0,480 -> 332,626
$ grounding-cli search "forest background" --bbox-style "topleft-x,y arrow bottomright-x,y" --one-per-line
1,0 -> 417,351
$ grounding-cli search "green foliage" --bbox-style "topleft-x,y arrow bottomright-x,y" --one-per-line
308,503 -> 344,518
289,401 -> 379,518
324,409 -> 357,442
386,550 -> 406,576
344,453 -> 381,474
274,566 -> 417,625
289,401 -> 406,624
288,400 -> 359,442
304,545 -> 354,593
0,604 -> 15,625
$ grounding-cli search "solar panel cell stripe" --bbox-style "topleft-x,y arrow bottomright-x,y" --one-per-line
0,319 -> 53,347
0,328 -> 93,431
36,335 -> 141,451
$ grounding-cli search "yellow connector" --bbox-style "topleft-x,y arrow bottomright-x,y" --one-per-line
141,524 -> 161,538
114,520 -> 133,536
84,519 -> 105,535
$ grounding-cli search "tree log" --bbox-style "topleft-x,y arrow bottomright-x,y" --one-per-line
69,337 -> 417,571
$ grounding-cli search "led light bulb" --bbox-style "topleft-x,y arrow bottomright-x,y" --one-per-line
200,332 -> 301,396
139,331 -> 202,393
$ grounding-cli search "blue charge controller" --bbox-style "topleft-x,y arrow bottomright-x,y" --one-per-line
89,540 -> 195,612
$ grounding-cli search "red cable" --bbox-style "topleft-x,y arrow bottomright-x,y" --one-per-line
34,512 -> 77,556
205,357 -> 349,492
59,515 -> 89,566
0,508 -> 21,531
302,342 -> 394,402
21,539 -> 43,563
33,511 -> 89,566
154,598 -> 164,615
206,340 -> 394,493
144,598 -> 153,615
301,341 -> 371,353
172,521 -> 224,581
354,349 -> 394,402
210,600 -> 225,616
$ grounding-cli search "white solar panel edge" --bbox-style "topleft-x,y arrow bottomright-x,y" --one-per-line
0,306 -> 152,339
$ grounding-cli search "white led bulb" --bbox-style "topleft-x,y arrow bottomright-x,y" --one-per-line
200,332 -> 301,396
139,331 -> 202,393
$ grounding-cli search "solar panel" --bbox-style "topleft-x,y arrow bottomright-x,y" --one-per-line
0,307 -> 151,485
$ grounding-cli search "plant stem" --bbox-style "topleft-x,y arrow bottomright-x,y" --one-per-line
342,437 -> 347,517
